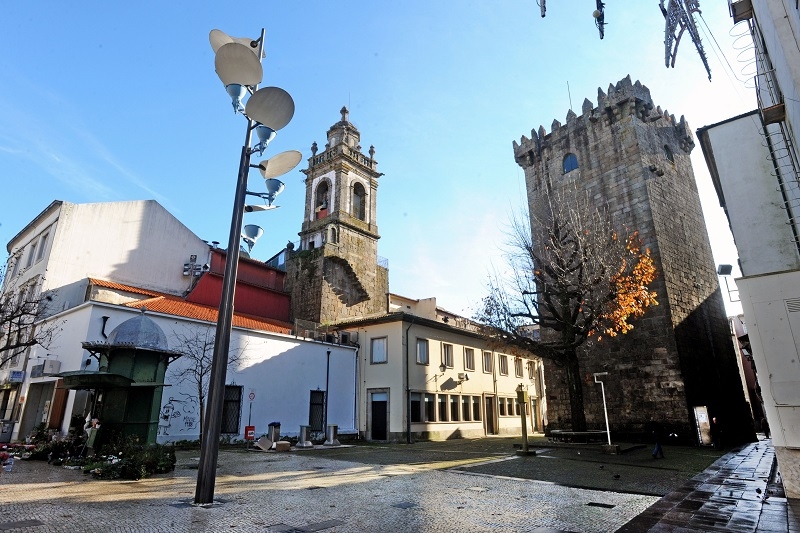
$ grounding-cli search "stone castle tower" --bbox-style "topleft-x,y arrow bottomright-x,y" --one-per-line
285,107 -> 389,324
513,76 -> 754,443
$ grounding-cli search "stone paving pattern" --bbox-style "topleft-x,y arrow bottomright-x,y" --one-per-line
0,436 -> 797,532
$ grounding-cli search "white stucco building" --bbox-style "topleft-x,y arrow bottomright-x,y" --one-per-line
333,294 -> 545,442
695,0 -> 800,499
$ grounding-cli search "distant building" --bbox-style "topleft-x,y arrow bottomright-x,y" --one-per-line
695,0 -> 800,499
513,76 -> 755,444
286,109 -> 544,441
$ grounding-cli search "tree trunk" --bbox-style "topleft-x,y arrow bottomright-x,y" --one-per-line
564,348 -> 587,431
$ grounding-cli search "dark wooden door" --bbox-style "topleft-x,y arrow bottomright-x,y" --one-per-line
371,392 -> 387,440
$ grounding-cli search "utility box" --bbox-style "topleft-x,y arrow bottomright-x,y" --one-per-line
0,420 -> 15,443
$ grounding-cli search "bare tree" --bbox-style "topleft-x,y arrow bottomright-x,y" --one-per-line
0,255 -> 61,368
168,325 -> 244,438
477,186 -> 658,431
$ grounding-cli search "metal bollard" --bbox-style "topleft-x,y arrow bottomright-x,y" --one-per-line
296,425 -> 314,448
323,424 -> 340,446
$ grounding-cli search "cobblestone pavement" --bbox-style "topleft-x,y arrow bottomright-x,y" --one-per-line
0,437 -> 795,532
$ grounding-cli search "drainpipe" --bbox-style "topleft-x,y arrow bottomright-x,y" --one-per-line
353,341 -> 360,439
404,314 -> 417,444
324,349 -> 331,431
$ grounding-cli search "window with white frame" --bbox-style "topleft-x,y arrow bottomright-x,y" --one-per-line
438,394 -> 448,421
416,338 -> 429,364
35,233 -> 49,263
424,393 -> 435,421
25,242 -> 37,268
461,396 -> 471,421
464,347 -> 475,371
499,354 -> 508,375
527,360 -> 535,380
410,392 -> 422,423
442,343 -> 453,368
370,337 -> 388,364
514,357 -> 523,378
482,351 -> 492,373
498,397 -> 506,416
472,396 -> 481,420
450,395 -> 460,421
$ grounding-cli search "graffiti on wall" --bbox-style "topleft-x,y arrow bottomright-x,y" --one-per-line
158,393 -> 200,435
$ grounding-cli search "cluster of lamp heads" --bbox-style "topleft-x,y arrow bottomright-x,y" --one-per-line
210,29 -> 302,215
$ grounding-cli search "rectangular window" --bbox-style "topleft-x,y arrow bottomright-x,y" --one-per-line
464,348 -> 475,371
498,397 -> 506,416
371,337 -> 388,364
438,394 -> 448,421
527,360 -> 535,380
410,392 -> 422,423
221,385 -> 243,434
508,398 -> 516,416
416,338 -> 429,365
472,396 -> 481,421
499,355 -> 508,375
9,257 -> 20,279
461,396 -> 471,421
514,358 -> 523,378
514,398 -> 521,416
450,395 -> 460,421
424,393 -> 435,422
442,343 -> 453,368
482,351 -> 492,373
36,233 -> 48,262
25,243 -> 37,268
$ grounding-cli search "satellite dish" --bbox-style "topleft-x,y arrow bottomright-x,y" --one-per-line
241,224 -> 264,252
258,150 -> 303,179
245,87 -> 294,131
214,42 -> 263,87
209,29 -> 264,58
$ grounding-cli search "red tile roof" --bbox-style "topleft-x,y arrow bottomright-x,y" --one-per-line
88,278 -> 292,335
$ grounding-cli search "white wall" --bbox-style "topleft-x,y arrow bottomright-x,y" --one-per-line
702,113 -> 800,275
11,301 -> 357,443
738,270 -> 800,497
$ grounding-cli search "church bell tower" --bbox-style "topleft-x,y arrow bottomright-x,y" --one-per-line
286,107 -> 388,324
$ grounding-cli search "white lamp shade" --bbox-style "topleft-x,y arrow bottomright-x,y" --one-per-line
214,42 -> 263,87
245,87 -> 294,131
209,29 -> 264,58
257,150 -> 303,179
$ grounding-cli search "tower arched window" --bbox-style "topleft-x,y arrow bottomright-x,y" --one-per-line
664,145 -> 674,163
315,181 -> 330,211
329,227 -> 338,244
353,182 -> 366,221
563,153 -> 579,174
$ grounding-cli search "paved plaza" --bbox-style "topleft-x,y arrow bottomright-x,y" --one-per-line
0,437 -> 797,532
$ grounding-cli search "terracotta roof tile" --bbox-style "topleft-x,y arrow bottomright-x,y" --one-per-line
89,278 -> 292,335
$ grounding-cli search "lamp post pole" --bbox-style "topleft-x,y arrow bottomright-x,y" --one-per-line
593,372 -> 611,446
194,126 -> 255,505
194,27 -> 298,505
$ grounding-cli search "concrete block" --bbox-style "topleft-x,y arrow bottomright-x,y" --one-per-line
275,441 -> 291,452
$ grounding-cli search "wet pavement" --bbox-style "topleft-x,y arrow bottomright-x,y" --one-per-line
0,435 -> 796,532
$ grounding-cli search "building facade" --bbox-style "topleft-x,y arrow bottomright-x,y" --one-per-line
286,107 -> 389,324
513,76 -> 754,444
693,0 -> 800,499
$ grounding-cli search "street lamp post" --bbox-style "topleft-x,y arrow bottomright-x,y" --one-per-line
194,28 -> 299,506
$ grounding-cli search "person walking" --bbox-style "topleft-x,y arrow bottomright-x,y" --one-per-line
648,420 -> 666,459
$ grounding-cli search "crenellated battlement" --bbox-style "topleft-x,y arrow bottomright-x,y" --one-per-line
513,75 -> 694,167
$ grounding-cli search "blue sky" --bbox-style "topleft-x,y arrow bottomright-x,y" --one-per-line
0,1 -> 752,316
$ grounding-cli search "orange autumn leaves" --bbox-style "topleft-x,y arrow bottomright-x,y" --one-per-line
591,231 -> 658,339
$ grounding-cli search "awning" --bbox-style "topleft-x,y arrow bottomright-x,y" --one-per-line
56,370 -> 134,390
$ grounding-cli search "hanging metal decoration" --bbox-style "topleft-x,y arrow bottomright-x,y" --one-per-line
660,0 -> 712,80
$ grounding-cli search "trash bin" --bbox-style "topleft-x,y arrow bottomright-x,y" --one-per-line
267,421 -> 281,443
0,420 -> 14,444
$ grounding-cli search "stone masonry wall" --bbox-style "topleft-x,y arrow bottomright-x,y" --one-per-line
514,76 -> 754,443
